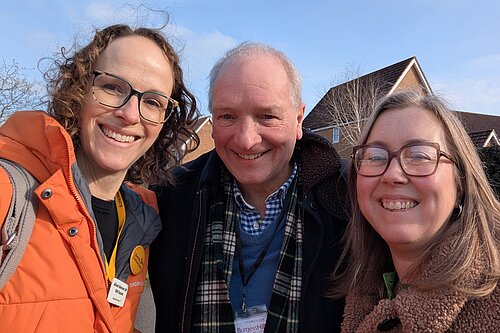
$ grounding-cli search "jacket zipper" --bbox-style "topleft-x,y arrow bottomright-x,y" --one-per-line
181,189 -> 204,333
66,149 -> 108,283
65,146 -> 115,332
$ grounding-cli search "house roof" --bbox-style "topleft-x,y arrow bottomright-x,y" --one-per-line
467,130 -> 498,147
455,111 -> 500,136
172,115 -> 212,155
454,111 -> 500,147
192,115 -> 212,133
303,56 -> 431,130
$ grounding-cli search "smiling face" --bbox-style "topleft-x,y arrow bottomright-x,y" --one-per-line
78,35 -> 174,181
211,54 -> 305,197
356,106 -> 457,256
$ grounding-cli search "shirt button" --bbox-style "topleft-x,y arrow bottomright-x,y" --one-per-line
253,222 -> 260,229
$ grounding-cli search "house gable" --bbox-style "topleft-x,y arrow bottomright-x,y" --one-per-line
485,130 -> 499,147
304,56 -> 432,158
303,56 -> 431,132
390,57 -> 432,94
455,111 -> 500,147
469,129 -> 500,147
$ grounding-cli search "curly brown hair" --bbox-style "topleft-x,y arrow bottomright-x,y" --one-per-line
45,24 -> 199,185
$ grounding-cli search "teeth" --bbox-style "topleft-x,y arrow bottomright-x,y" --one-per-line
381,200 -> 416,210
101,126 -> 135,143
238,152 -> 264,160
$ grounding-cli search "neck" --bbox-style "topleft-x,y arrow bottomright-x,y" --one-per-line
238,186 -> 271,217
389,248 -> 420,283
237,162 -> 294,217
89,179 -> 123,201
76,149 -> 125,201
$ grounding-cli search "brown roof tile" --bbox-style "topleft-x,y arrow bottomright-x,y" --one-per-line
455,111 -> 500,136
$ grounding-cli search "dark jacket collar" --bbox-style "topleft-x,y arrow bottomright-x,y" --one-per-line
295,129 -> 343,194
184,129 -> 348,217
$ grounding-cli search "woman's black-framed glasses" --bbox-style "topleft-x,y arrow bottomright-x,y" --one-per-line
351,142 -> 455,177
91,70 -> 178,124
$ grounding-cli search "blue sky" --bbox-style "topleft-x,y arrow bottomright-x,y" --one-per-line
1,0 -> 499,116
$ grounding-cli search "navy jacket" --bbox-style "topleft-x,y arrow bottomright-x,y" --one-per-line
149,131 -> 349,333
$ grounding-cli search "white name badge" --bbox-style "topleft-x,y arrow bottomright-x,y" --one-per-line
107,278 -> 129,307
234,305 -> 267,333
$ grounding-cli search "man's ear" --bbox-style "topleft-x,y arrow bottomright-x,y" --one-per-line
296,102 -> 305,140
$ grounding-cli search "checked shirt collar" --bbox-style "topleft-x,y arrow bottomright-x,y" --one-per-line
233,162 -> 298,235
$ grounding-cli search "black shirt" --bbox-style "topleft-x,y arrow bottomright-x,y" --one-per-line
92,195 -> 119,260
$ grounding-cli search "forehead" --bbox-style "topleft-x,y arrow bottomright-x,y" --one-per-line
212,54 -> 292,110
95,36 -> 169,71
216,54 -> 290,90
94,36 -> 174,92
367,106 -> 448,149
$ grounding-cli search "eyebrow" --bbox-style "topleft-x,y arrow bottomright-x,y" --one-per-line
212,104 -> 283,113
94,69 -> 172,96
365,139 -> 434,147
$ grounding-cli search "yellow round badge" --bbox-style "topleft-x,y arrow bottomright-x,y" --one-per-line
130,245 -> 145,275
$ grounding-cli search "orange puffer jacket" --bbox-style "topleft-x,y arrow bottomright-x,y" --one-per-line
0,111 -> 162,333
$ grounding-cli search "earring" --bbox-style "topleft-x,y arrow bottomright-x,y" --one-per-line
453,203 -> 463,217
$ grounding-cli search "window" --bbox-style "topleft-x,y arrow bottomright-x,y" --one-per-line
332,127 -> 340,143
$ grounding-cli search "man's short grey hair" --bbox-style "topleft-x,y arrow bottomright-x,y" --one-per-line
208,42 -> 303,111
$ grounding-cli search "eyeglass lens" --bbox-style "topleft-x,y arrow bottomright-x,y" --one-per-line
92,72 -> 175,123
355,145 -> 440,176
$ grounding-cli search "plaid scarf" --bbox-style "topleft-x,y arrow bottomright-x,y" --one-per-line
192,166 -> 303,333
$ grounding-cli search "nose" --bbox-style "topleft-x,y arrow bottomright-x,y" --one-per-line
115,94 -> 141,124
235,118 -> 261,151
380,157 -> 408,184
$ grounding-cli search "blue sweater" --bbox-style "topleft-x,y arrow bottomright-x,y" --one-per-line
229,212 -> 286,313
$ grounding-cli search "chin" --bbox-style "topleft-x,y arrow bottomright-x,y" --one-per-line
98,160 -> 133,174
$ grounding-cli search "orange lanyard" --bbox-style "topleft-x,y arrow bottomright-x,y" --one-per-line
104,191 -> 126,283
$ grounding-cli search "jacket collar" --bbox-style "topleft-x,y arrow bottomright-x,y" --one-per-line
295,129 -> 343,194
196,129 -> 344,193
0,111 -> 76,183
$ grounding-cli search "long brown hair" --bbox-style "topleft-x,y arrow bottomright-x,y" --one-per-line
334,90 -> 500,298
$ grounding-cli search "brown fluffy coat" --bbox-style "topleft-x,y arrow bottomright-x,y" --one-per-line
341,247 -> 500,332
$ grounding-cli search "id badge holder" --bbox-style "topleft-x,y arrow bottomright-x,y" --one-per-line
107,277 -> 129,307
234,304 -> 268,333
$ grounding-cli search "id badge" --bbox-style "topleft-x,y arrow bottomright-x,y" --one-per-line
107,277 -> 128,307
234,305 -> 267,333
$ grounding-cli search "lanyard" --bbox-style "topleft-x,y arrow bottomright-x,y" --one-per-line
235,224 -> 279,312
104,191 -> 126,283
235,177 -> 297,312
235,226 -> 279,286
235,190 -> 292,311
